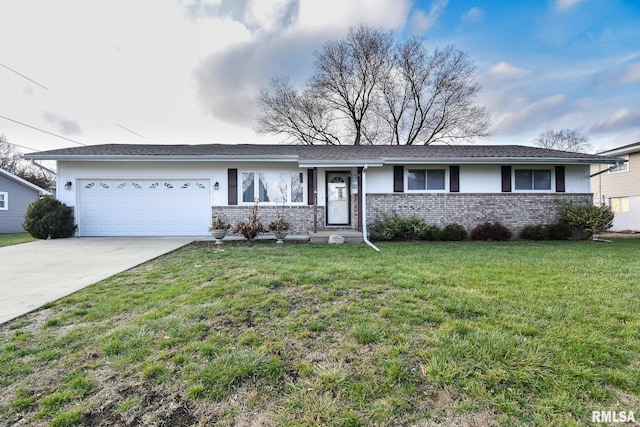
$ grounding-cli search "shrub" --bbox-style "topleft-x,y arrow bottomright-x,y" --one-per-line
22,196 -> 77,239
470,221 -> 512,241
520,225 -> 546,241
520,223 -> 572,241
370,213 -> 439,241
441,223 -> 467,241
544,222 -> 572,240
558,202 -> 614,237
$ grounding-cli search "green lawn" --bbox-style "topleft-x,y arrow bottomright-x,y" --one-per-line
0,232 -> 36,248
1,240 -> 639,426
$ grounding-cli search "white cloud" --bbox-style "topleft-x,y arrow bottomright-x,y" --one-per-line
591,108 -> 640,134
619,62 -> 640,85
493,94 -> 567,134
553,0 -> 586,13
410,0 -> 449,34
486,62 -> 530,80
461,7 -> 485,24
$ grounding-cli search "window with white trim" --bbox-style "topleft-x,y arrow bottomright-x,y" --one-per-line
0,192 -> 7,210
608,155 -> 629,173
407,169 -> 446,190
514,169 -> 551,190
241,171 -> 304,204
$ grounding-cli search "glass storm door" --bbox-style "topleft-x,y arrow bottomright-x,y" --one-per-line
326,172 -> 350,225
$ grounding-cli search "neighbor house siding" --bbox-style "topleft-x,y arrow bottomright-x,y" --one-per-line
367,193 -> 592,234
591,152 -> 640,199
0,175 -> 42,233
591,150 -> 640,232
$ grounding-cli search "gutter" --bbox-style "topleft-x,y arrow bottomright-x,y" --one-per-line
361,164 -> 380,252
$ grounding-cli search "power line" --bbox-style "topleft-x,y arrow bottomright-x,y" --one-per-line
2,63 -> 146,140
0,114 -> 86,146
0,63 -> 50,90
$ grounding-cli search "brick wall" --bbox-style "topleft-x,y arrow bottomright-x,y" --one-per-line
212,205 -> 324,234
367,193 -> 592,234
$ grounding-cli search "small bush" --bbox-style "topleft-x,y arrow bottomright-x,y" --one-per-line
520,223 -> 572,241
558,202 -> 614,237
470,221 -> 512,241
441,223 -> 467,241
545,223 -> 572,240
370,213 -> 439,241
22,196 -> 77,239
520,225 -> 547,241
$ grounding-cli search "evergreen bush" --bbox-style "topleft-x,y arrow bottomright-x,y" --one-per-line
23,196 -> 77,239
558,202 -> 614,238
441,223 -> 468,241
370,213 -> 440,241
470,221 -> 512,241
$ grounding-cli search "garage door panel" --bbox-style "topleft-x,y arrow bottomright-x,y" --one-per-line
78,179 -> 211,236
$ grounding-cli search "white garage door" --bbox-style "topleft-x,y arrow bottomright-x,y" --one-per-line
78,179 -> 211,236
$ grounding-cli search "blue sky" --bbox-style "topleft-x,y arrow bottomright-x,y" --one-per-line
1,0 -> 638,153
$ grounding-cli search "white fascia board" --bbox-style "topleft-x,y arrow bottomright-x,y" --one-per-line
382,157 -> 621,165
23,154 -> 300,162
297,160 -> 384,168
599,144 -> 640,156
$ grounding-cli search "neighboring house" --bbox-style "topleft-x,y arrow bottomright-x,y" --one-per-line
0,169 -> 52,233
24,144 -> 618,237
591,141 -> 640,232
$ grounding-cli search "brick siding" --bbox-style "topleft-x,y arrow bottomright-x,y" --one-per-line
213,193 -> 592,235
212,205 -> 324,234
367,193 -> 592,234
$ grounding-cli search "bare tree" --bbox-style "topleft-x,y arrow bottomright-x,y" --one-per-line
256,25 -> 490,145
380,40 -> 490,145
533,129 -> 592,153
0,134 -> 22,173
0,135 -> 54,188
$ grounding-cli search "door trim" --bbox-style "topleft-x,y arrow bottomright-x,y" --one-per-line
325,171 -> 351,226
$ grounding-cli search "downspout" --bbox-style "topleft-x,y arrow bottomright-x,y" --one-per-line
361,164 -> 380,252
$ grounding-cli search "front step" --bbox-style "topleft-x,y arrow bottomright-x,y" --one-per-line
309,230 -> 364,244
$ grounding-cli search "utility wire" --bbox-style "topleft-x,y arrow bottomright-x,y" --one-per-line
0,63 -> 50,90
1,63 -> 146,140
0,114 -> 86,146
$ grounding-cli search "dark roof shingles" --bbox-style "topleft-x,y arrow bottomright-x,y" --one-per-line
28,143 -> 608,160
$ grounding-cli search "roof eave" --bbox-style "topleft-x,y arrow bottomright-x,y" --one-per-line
24,154 -> 301,162
0,169 -> 52,195
382,157 -> 620,165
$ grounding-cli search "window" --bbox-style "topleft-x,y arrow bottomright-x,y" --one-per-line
514,169 -> 551,190
407,169 -> 445,190
0,192 -> 6,210
610,197 -> 629,213
609,155 -> 629,173
241,171 -> 304,204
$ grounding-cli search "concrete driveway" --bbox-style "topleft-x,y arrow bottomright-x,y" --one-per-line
0,237 -> 194,324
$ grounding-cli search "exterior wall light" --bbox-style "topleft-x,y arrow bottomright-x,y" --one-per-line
65,181 -> 73,190
214,181 -> 219,191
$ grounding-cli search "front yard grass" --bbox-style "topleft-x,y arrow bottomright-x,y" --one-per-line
1,240 -> 639,426
0,232 -> 36,247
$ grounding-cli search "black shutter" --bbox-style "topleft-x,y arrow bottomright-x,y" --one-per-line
228,169 -> 238,205
393,166 -> 404,193
501,166 -> 512,192
449,166 -> 460,192
555,166 -> 565,192
307,168 -> 315,205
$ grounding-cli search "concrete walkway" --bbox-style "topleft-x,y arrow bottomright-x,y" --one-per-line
0,237 -> 193,324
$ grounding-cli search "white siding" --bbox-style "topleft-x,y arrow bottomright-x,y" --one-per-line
564,165 -> 591,193
460,165 -> 501,193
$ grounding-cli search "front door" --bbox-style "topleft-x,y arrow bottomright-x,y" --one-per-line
326,172 -> 350,226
